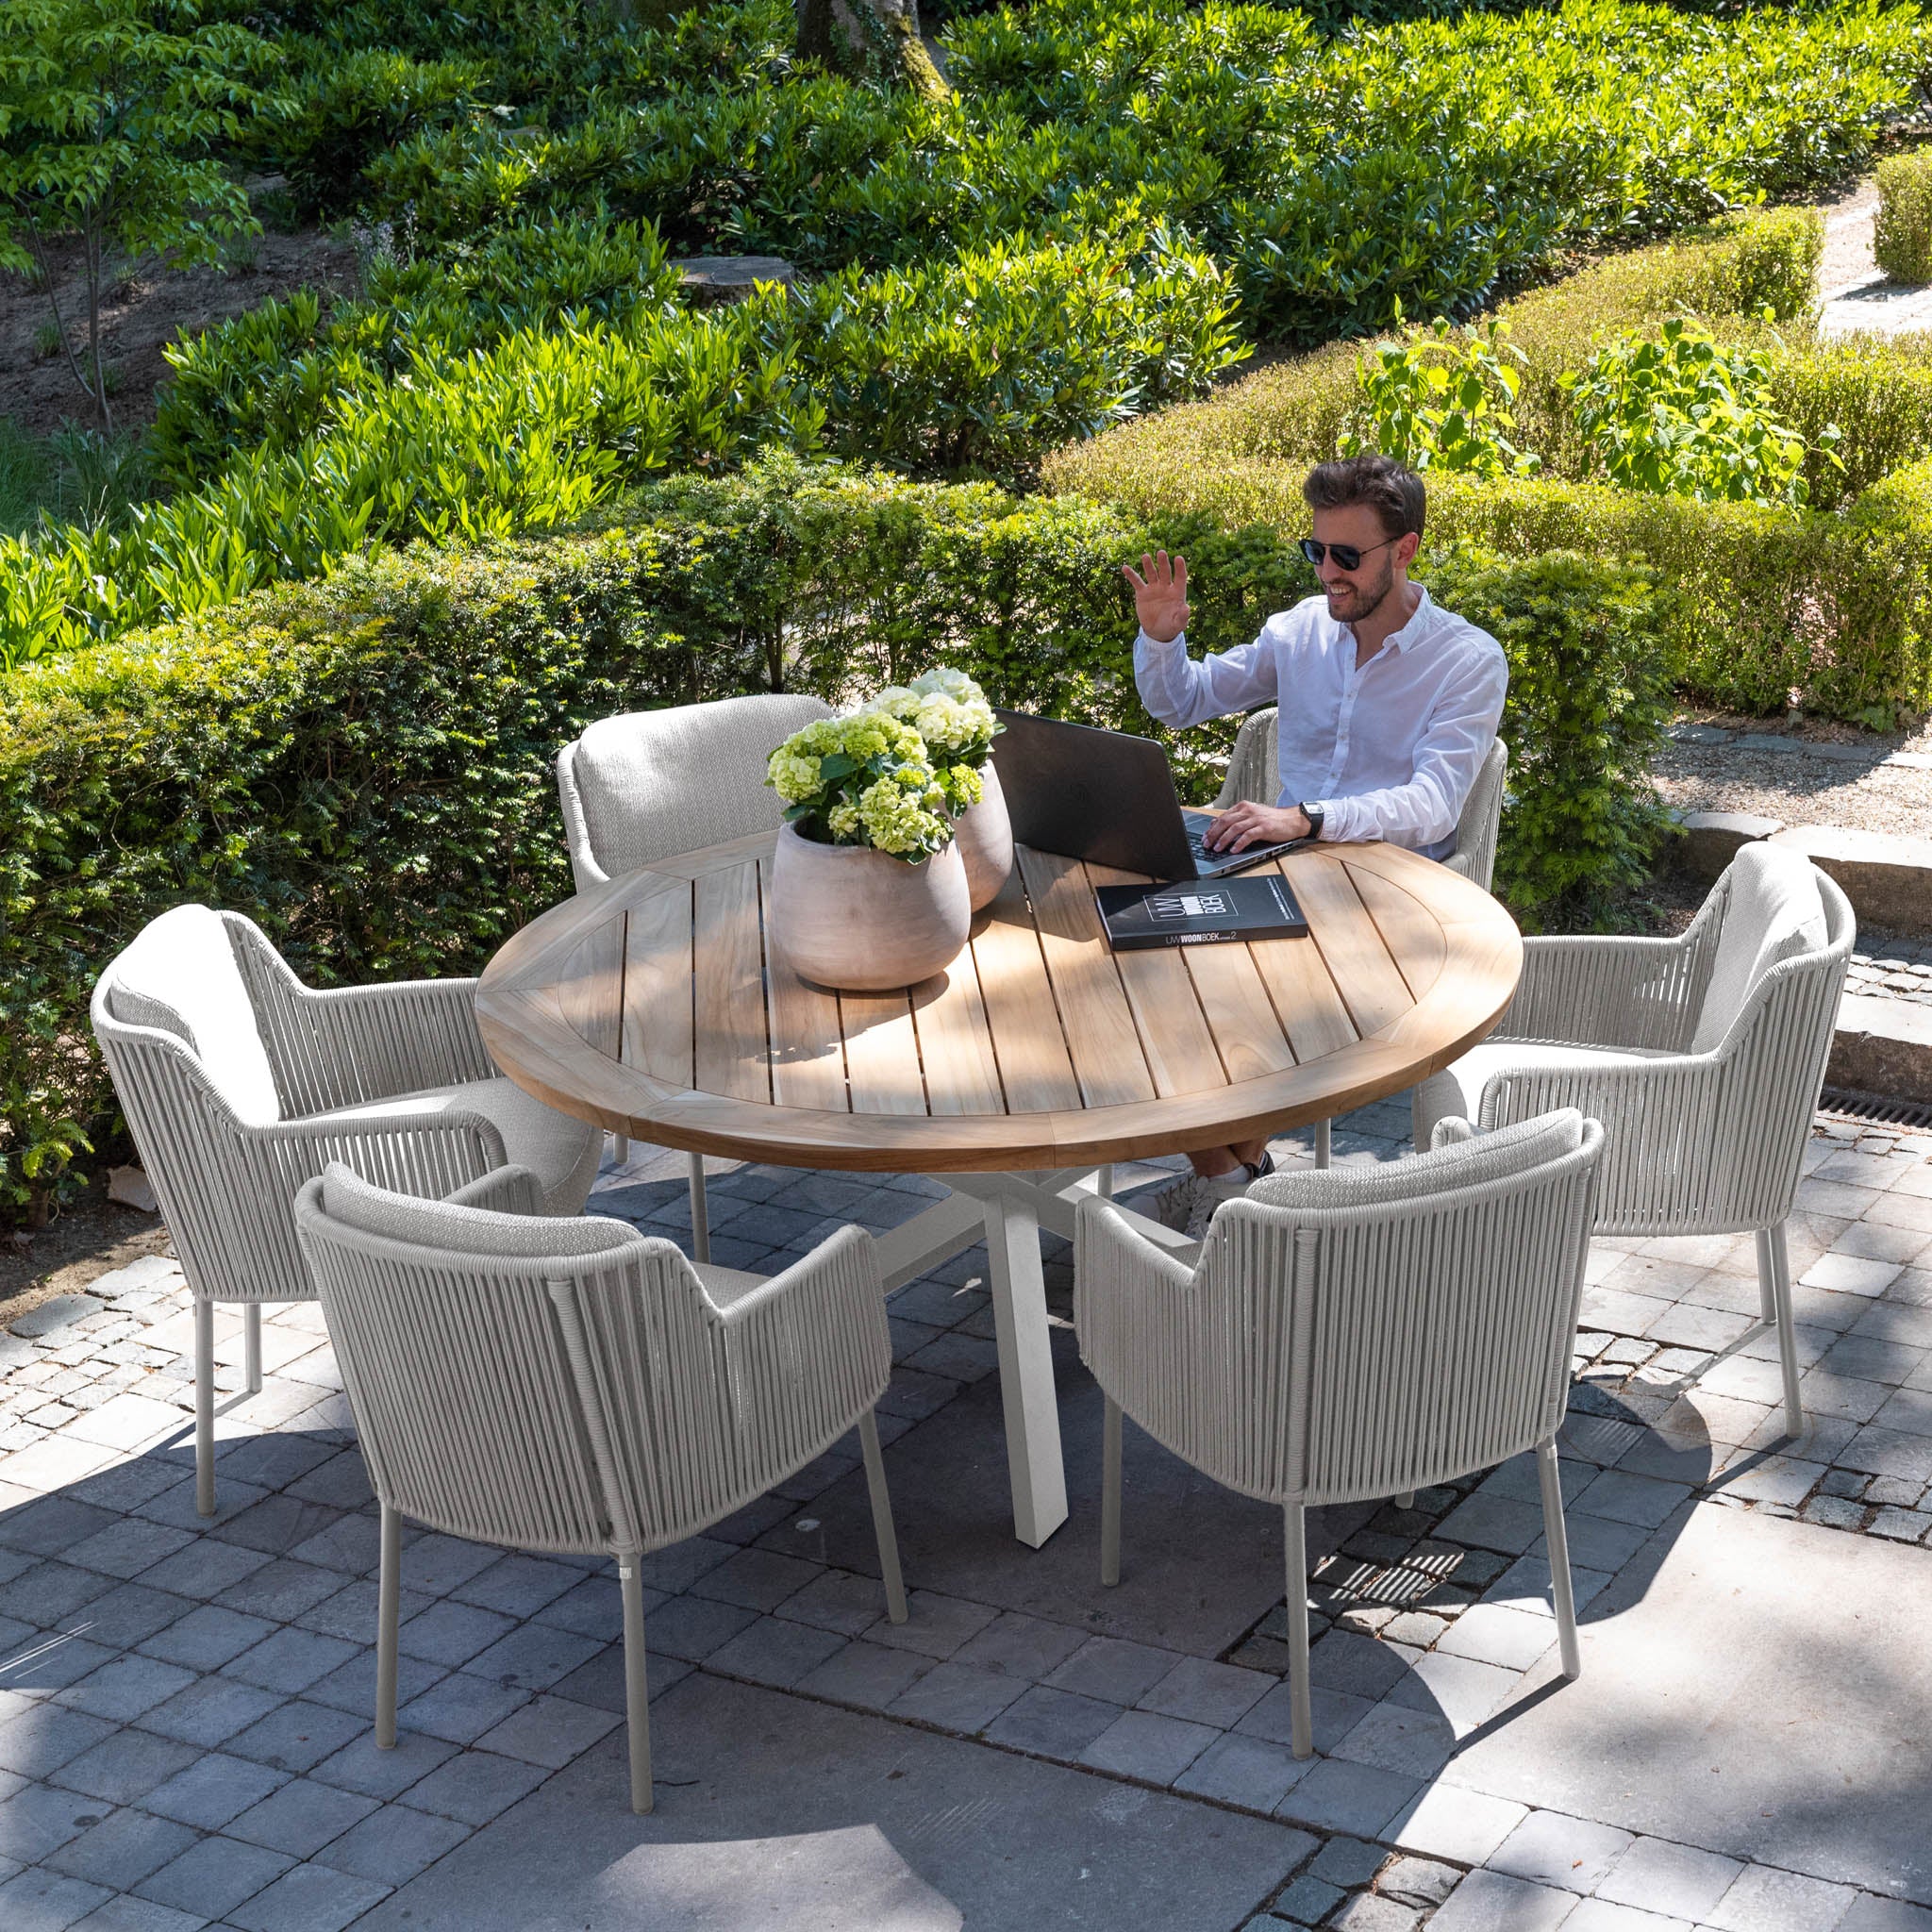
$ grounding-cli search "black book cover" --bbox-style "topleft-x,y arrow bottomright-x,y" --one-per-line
1095,874 -> 1308,950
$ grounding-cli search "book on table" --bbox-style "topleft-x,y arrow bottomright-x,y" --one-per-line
1094,873 -> 1308,951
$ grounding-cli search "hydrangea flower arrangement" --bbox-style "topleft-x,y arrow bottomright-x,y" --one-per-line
766,669 -> 1004,861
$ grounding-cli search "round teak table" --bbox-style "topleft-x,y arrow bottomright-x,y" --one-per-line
477,831 -> 1523,1547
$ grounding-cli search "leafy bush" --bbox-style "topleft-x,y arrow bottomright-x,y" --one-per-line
1565,316 -> 1834,508
1876,150 -> 1932,285
1,458 -> 1675,1215
1340,315 -> 1541,477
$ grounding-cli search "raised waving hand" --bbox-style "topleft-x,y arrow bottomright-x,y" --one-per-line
1122,550 -> 1191,644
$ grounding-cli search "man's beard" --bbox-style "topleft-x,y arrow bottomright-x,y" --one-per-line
1324,556 -> 1398,625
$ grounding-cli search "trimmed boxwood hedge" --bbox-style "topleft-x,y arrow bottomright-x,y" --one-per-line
0,460 -> 1674,1218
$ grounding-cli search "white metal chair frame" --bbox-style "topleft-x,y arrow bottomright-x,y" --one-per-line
92,909 -> 597,1515
1216,713 -> 1508,1165
1413,861 -> 1856,1439
1076,1109 -> 1605,1757
293,1161 -> 907,1814
557,692 -> 837,1255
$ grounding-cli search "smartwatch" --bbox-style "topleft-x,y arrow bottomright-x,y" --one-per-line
1299,801 -> 1325,841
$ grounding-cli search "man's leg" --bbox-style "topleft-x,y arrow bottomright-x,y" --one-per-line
1189,1138 -> 1269,1179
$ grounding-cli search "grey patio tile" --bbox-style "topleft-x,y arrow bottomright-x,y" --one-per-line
1714,1864 -> 1853,1931
529,1574 -> 625,1643
685,1546 -> 823,1613
1798,1374 -> 1893,1424
49,1729 -> 202,1807
886,1659 -> 1025,1733
1435,1604 -> 1557,1672
286,1517 -> 385,1578
985,1685 -> 1121,1760
1838,1898 -> 1932,1931
137,1753 -> 289,1831
1710,1455 -> 1827,1509
69,1893 -> 208,1931
1435,1491 -> 1548,1557
1819,1336 -> 1927,1386
209,1494 -> 346,1559
1868,1507 -> 1932,1542
1079,1708 -> 1218,1784
7,1560 -> 116,1628
707,1494 -> 796,1546
1484,1555 -> 1614,1622
1643,1305 -> 1755,1352
133,1678 -> 283,1759
223,1628 -> 361,1697
225,1860 -> 391,1932
1174,1732 -> 1313,1813
70,1585 -> 197,1656
43,1806 -> 200,1890
472,1693 -> 622,1769
1331,1699 -> 1457,1778
221,1700 -> 366,1776
1491,1811 -> 1638,1893
1274,1757 -> 1422,1837
703,1616 -> 846,1690
137,1606 -> 275,1673
377,1532 -> 495,1600
225,1776 -> 378,1858
1534,1512 -> 1654,1574
0,1631 -> 117,1694
1595,1837 -> 1743,1919
1379,1855 -> 1462,1908
446,1554 -> 580,1619
57,1656 -> 198,1724
0,1497 -> 118,1557
1239,1680 -> 1378,1757
0,1705 -> 118,1778
863,1590 -> 999,1659
398,1749 -> 548,1826
796,1639 -> 933,1712
302,1648 -> 444,1719
0,1867 -> 113,1931
1838,1427 -> 1932,1485
1384,1649 -> 1520,1732
393,1673 -> 532,1746
1429,1869 -> 1579,1930
1390,1785 -> 1531,1865
1139,1656 -> 1274,1728
316,1801 -> 472,1888
776,1568 -> 898,1638
134,1834 -> 293,1918
308,1729 -> 457,1803
1800,1256 -> 1903,1298
1573,1471 -> 1693,1528
1274,1871 -> 1346,1924
951,1610 -> 1088,1682
458,1622 -> 604,1693
1555,1901 -> 1680,1930
0,1779 -> 96,1861
212,1559 -> 346,1624
63,1521 -> 197,1583
1041,1635 -> 1185,1707
294,1578 -> 433,1647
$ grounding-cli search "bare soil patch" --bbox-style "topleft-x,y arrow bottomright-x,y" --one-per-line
0,1177 -> 172,1332
0,227 -> 359,438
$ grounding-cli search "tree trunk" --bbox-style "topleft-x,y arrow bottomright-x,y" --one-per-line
85,222 -> 112,434
796,0 -> 949,100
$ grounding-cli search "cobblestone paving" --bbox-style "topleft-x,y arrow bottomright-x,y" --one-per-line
1844,939 -> 1932,1009
1,1108 -> 1930,1928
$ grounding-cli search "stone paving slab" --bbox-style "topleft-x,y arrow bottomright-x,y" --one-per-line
355,1672 -> 1314,1932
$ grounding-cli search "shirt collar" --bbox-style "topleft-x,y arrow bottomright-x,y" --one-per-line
1374,583 -> 1434,655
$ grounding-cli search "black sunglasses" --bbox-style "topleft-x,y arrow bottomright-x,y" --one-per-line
1300,535 -> 1400,573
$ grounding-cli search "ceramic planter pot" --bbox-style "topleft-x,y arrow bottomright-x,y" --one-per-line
769,823 -> 972,991
953,762 -> 1015,911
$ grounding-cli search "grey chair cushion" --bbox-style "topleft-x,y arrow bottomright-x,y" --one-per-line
1249,1108 -> 1588,1213
1412,1044 -> 1668,1146
309,1075 -> 602,1213
318,1162 -> 639,1258
105,905 -> 282,1124
1690,844 -> 1827,1052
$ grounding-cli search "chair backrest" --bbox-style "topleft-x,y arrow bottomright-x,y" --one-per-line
557,692 -> 836,889
1689,843 -> 1831,1053
1081,1111 -> 1604,1507
95,905 -> 281,1124
1213,708 -> 1508,882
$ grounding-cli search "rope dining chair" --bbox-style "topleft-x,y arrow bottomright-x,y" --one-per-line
1076,1108 -> 1605,1757
92,905 -> 602,1516
1215,716 -> 1508,1165
1413,842 -> 1855,1439
293,1160 -> 908,1815
557,691 -> 835,1251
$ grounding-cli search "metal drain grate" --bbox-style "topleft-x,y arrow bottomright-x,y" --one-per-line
1819,1086 -> 1932,1130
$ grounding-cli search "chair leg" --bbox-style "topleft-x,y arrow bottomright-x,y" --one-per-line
620,1551 -> 654,1814
244,1305 -> 262,1395
375,1502 -> 402,1748
1394,1491 -> 1414,1510
1761,1220 -> 1805,1440
1536,1438 -> 1581,1680
1754,1226 -> 1777,1328
688,1151 -> 711,1266
1313,1119 -> 1331,1170
1283,1503 -> 1313,1758
1101,1397 -> 1123,1588
615,1133 -> 630,1165
858,1409 -> 908,1624
194,1300 -> 216,1518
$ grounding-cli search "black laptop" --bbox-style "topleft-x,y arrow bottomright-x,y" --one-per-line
990,709 -> 1307,882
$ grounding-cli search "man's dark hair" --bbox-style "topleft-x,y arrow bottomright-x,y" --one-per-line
1302,454 -> 1425,542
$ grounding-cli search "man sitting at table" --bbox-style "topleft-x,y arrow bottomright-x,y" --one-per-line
1122,452 -> 1508,1236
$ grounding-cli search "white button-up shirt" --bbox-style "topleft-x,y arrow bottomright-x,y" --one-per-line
1133,587 -> 1508,861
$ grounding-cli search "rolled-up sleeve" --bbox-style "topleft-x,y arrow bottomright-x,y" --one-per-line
1133,627 -> 1279,730
1321,645 -> 1508,851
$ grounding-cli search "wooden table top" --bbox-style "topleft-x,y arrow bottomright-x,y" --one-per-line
475,831 -> 1523,1174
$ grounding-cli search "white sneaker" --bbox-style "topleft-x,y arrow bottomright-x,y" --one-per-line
1143,1174 -> 1204,1231
1182,1153 -> 1276,1241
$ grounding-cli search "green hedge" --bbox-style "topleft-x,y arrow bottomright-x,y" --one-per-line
1,459 -> 1674,1217
1876,150 -> 1932,284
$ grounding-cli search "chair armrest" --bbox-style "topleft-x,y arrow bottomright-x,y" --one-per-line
445,1163 -> 546,1215
1496,923 -> 1718,1053
1073,1196 -> 1207,1401
707,1224 -> 891,1406
265,974 -> 496,1112
1212,709 -> 1280,810
247,1104 -> 509,1202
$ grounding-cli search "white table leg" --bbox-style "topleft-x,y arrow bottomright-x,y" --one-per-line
979,1187 -> 1069,1548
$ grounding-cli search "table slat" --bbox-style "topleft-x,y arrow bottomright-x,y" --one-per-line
1183,940 -> 1297,1082
1084,863 -> 1228,1097
621,882 -> 694,1090
756,858 -> 849,1113
840,991 -> 929,1116
1348,863 -> 1449,1005
1245,868 -> 1360,1064
911,948 -> 1008,1116
692,860 -> 772,1104
969,873 -> 1083,1114
1017,848 -> 1157,1108
1291,855 -> 1415,1038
